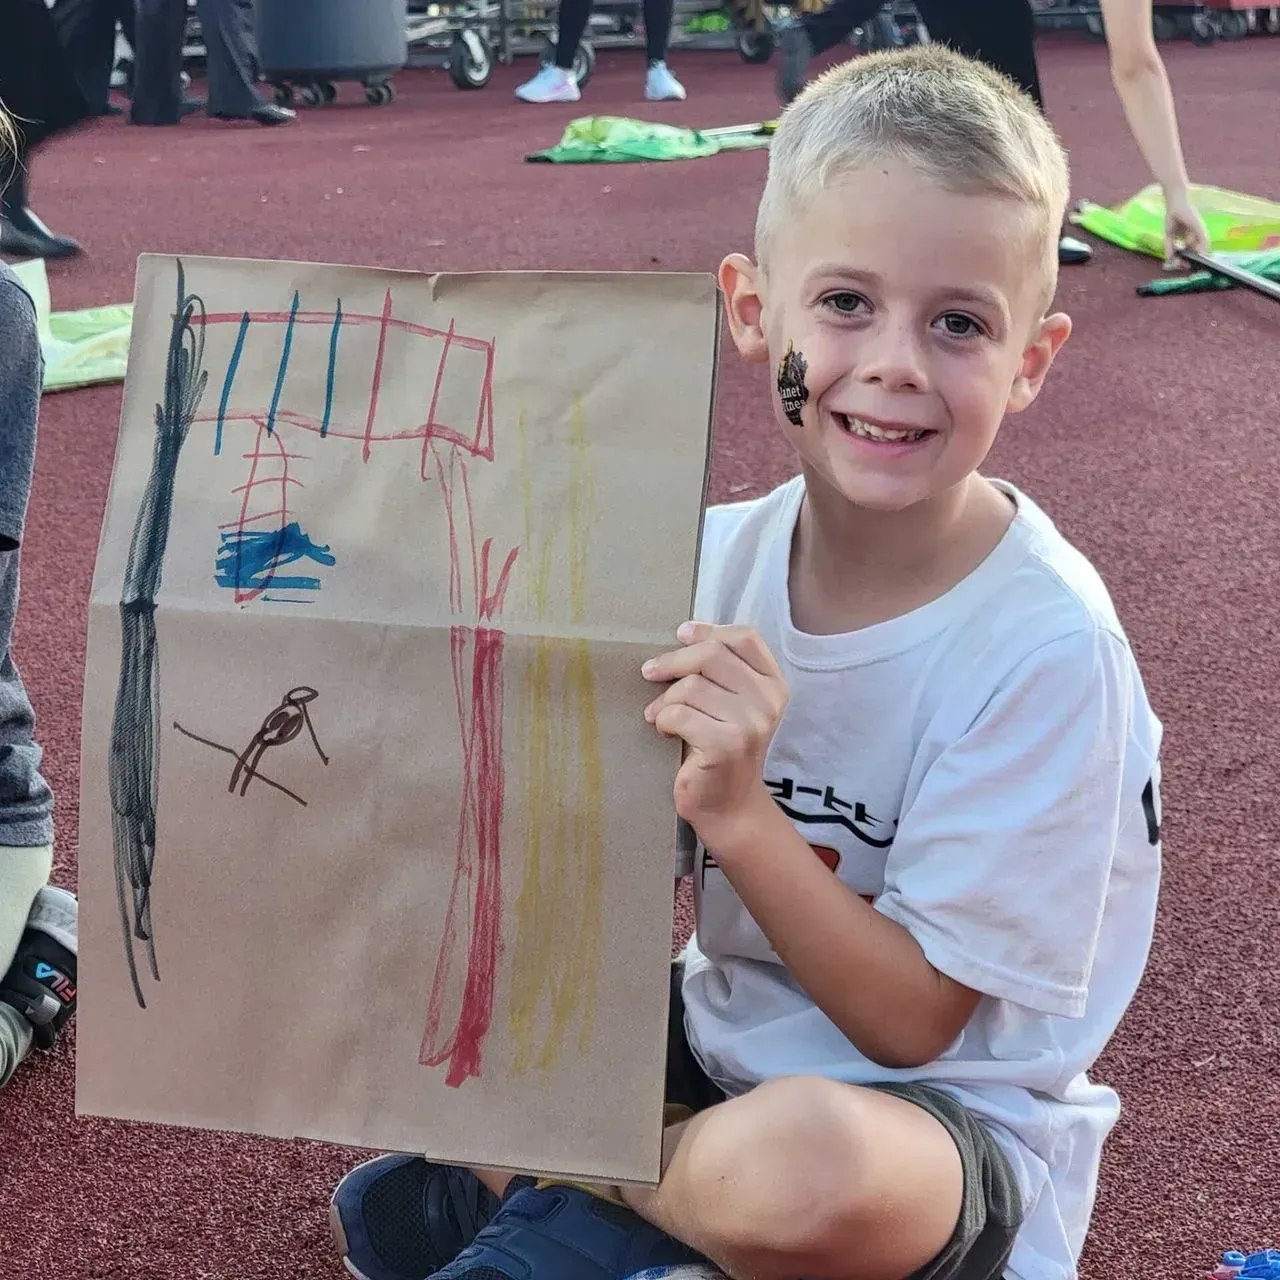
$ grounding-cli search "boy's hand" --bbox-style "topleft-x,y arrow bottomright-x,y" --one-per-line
642,622 -> 788,848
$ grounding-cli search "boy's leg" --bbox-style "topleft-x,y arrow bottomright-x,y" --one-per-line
328,961 -> 703,1279
624,1078 -> 1019,1280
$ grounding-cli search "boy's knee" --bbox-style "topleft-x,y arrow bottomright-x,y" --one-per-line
684,1076 -> 869,1260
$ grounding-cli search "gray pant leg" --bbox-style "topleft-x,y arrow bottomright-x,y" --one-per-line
0,1004 -> 33,1090
196,0 -> 261,115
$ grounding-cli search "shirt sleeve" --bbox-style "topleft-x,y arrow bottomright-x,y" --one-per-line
874,627 -> 1140,1020
0,275 -> 43,552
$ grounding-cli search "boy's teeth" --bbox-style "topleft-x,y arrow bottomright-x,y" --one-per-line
843,416 -> 924,442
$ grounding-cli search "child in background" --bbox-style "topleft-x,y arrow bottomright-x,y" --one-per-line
0,111 -> 79,1088
330,46 -> 1162,1280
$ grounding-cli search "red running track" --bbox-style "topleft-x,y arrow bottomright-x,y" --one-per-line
1,32 -> 1277,1280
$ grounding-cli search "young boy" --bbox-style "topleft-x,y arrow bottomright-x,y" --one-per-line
329,44 -> 1162,1280
0,250 -> 80,1088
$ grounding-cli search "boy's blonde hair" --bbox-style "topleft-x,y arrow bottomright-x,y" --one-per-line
756,44 -> 1070,300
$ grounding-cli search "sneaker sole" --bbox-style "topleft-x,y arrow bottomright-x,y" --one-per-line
329,1199 -> 373,1280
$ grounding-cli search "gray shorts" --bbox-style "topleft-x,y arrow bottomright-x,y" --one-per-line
665,964 -> 1023,1280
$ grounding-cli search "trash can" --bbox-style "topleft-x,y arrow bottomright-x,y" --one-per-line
256,0 -> 409,108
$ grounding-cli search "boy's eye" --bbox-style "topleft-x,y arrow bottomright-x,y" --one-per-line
938,312 -> 983,337
823,291 -> 868,315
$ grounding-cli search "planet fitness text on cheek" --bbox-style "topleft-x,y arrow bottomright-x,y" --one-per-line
777,341 -> 809,426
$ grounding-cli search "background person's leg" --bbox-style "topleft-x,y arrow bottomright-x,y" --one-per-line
0,1004 -> 33,1090
515,0 -> 591,102
552,0 -> 592,68
1,150 -> 82,258
641,0 -> 685,100
51,0 -> 120,114
198,0 -> 265,118
778,0 -> 883,105
916,0 -> 1090,263
0,845 -> 54,976
916,0 -> 1043,106
129,0 -> 186,124
0,845 -> 53,1090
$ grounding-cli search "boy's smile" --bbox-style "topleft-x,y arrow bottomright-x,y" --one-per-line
722,160 -> 1070,517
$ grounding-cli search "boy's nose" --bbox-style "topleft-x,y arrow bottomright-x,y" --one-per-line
855,322 -> 928,393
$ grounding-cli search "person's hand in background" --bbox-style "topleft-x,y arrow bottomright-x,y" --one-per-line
1163,185 -> 1211,266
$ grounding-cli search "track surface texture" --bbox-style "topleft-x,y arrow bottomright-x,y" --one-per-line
0,31 -> 1276,1280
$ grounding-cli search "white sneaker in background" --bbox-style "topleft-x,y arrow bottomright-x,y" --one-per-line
515,65 -> 581,103
644,61 -> 686,101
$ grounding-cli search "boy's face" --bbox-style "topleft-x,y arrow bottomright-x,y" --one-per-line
721,161 -> 1071,513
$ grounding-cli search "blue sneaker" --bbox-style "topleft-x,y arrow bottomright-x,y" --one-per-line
330,1154 -> 524,1280
431,1183 -> 708,1278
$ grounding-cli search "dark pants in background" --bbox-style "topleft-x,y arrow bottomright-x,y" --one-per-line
803,0 -> 1045,108
0,0 -> 93,250
553,0 -> 674,67
51,0 -> 136,114
0,0 -> 94,153
131,0 -> 261,123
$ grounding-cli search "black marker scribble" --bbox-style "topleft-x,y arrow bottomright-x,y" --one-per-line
109,259 -> 209,1010
777,340 -> 809,427
173,686 -> 330,807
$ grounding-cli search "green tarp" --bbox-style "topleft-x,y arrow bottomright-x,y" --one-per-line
526,115 -> 772,164
1071,183 -> 1280,259
9,257 -> 132,393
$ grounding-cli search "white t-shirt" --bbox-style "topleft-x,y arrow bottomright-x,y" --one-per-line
679,475 -> 1162,1280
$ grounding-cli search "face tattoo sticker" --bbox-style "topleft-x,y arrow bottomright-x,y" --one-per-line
776,341 -> 809,426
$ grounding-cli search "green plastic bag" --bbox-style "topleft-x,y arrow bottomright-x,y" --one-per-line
1072,183 -> 1280,259
10,257 -> 132,393
526,115 -> 771,164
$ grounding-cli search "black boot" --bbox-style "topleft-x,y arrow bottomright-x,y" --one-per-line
0,167 -> 82,260
1058,233 -> 1092,266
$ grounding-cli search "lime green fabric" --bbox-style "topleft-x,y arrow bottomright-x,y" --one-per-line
1137,247 -> 1280,296
527,115 -> 771,164
1072,184 -> 1280,259
9,258 -> 132,393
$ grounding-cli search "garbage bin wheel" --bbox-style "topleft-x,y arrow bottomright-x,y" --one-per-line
448,30 -> 493,89
298,82 -> 324,106
1190,10 -> 1218,43
737,25 -> 775,63
272,82 -> 295,106
320,80 -> 339,103
1217,9 -> 1248,38
366,80 -> 396,104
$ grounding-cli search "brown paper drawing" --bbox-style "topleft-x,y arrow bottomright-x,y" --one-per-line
76,255 -> 718,1184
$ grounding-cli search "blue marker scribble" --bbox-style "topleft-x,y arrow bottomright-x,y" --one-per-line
266,290 -> 301,436
216,522 -> 336,593
215,310 -> 251,456
323,300 -> 342,438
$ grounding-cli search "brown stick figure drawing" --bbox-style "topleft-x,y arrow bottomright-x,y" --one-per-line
174,686 -> 330,806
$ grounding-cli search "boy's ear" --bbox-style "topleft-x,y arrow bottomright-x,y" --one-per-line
718,254 -> 769,365
1006,311 -> 1071,414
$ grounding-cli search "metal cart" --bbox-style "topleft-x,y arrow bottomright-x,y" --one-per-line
1032,0 -> 1280,42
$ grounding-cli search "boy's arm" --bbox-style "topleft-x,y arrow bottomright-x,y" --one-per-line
645,623 -> 1142,1070
704,796 -> 980,1069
